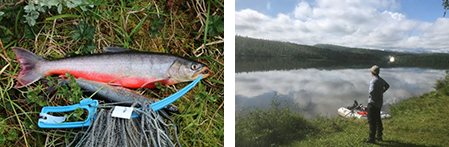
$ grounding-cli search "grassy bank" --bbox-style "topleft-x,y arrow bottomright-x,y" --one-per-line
236,75 -> 449,147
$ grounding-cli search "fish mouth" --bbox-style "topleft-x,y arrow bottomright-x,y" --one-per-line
192,67 -> 210,79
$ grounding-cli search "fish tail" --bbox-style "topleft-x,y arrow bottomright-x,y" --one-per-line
12,47 -> 45,88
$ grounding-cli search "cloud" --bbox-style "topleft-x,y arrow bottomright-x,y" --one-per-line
294,1 -> 312,20
235,0 -> 449,52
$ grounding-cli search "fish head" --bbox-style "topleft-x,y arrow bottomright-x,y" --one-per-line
168,59 -> 209,83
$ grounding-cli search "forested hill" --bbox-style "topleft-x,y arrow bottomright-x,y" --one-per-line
235,35 -> 449,72
314,44 -> 390,55
235,35 -> 380,61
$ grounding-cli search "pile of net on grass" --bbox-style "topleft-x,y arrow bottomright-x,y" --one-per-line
68,101 -> 181,147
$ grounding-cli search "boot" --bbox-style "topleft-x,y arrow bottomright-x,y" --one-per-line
363,138 -> 375,143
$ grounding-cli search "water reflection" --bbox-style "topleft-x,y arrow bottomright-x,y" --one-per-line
235,68 -> 446,118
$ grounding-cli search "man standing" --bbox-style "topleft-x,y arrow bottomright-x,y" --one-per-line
364,65 -> 390,143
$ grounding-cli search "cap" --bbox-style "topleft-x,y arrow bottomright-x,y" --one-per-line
370,65 -> 380,75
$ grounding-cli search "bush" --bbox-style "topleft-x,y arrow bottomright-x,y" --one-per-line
434,70 -> 449,90
235,97 -> 315,146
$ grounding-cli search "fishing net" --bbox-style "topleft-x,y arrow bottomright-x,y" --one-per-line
68,101 -> 181,147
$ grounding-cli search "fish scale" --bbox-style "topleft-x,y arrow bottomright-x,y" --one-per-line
13,47 -> 209,88
41,53 -> 172,87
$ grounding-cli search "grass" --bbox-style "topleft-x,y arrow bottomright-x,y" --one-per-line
236,80 -> 449,147
0,0 -> 223,146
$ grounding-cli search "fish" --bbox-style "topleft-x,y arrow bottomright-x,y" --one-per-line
12,47 -> 209,88
60,78 -> 179,113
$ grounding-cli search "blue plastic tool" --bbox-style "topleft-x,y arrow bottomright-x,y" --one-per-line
38,76 -> 202,128
38,98 -> 99,128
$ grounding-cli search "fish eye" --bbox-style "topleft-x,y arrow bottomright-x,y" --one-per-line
190,64 -> 199,70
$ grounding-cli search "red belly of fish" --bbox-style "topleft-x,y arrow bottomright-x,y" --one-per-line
47,69 -> 174,88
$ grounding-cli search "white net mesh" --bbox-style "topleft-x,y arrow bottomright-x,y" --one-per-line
68,101 -> 181,147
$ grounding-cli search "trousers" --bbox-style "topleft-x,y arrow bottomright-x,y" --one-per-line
367,103 -> 383,139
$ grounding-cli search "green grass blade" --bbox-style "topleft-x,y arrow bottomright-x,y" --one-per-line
14,8 -> 23,36
129,15 -> 148,40
208,79 -> 223,85
211,0 -> 224,14
191,55 -> 224,67
46,14 -> 80,21
203,1 -> 211,45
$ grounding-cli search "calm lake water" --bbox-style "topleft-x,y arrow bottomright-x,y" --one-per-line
235,68 -> 447,118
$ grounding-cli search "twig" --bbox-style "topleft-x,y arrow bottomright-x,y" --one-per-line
204,101 -> 223,133
0,0 -> 25,10
194,39 -> 224,57
0,37 -> 5,54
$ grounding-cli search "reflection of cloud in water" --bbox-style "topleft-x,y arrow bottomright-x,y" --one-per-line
236,91 -> 276,111
235,68 -> 446,118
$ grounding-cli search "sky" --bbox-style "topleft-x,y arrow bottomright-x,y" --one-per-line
235,0 -> 449,53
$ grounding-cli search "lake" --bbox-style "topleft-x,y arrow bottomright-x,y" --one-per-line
235,68 -> 447,118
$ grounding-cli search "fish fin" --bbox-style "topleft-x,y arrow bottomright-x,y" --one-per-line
140,79 -> 170,88
12,47 -> 45,88
140,82 -> 156,88
103,47 -> 131,53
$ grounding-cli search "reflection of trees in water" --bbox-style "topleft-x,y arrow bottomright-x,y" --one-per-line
236,56 -> 375,73
236,56 -> 449,73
